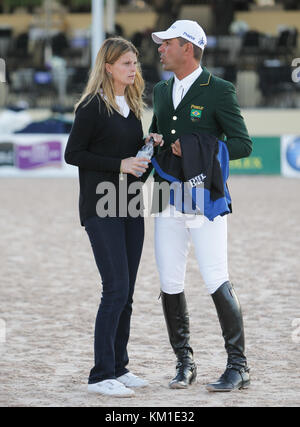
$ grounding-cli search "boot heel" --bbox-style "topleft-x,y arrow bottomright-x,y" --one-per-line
190,366 -> 197,384
239,380 -> 250,390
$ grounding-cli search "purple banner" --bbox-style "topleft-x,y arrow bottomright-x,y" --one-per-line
15,141 -> 62,169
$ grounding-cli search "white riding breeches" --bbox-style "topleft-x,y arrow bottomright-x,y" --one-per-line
154,205 -> 229,295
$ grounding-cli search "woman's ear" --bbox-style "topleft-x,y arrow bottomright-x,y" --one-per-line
105,63 -> 112,75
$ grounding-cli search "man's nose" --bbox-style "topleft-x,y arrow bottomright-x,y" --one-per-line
158,44 -> 164,53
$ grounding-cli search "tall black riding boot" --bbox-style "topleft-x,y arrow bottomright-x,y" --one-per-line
161,291 -> 197,389
206,281 -> 250,392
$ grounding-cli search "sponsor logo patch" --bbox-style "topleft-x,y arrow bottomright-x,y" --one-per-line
190,104 -> 204,121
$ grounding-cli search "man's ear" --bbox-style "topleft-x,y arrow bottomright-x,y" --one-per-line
185,42 -> 194,56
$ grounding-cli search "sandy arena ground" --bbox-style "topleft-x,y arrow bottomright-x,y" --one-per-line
0,175 -> 299,407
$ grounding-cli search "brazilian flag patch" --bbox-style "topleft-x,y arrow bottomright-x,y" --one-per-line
190,104 -> 203,121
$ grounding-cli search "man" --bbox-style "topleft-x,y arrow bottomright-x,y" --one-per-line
149,20 -> 252,392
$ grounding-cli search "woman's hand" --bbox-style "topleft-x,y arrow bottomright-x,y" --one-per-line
145,133 -> 164,147
120,157 -> 150,177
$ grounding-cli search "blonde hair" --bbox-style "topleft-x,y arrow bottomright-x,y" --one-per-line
75,37 -> 145,119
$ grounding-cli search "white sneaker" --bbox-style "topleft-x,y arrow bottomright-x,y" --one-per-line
87,379 -> 135,397
117,372 -> 149,388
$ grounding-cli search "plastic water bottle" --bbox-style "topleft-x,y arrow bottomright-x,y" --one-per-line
136,137 -> 154,177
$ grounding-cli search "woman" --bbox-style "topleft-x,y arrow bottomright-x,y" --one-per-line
65,37 -> 163,397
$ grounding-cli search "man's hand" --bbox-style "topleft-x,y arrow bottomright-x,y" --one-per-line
171,139 -> 182,157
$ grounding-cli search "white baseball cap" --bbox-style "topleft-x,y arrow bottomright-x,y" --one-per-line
152,20 -> 207,50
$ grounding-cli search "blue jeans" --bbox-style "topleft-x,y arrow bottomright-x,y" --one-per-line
84,216 -> 144,384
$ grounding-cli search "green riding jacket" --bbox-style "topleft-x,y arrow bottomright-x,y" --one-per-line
149,66 -> 252,183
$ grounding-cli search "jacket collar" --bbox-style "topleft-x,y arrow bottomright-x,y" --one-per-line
173,65 -> 203,93
164,67 -> 211,112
